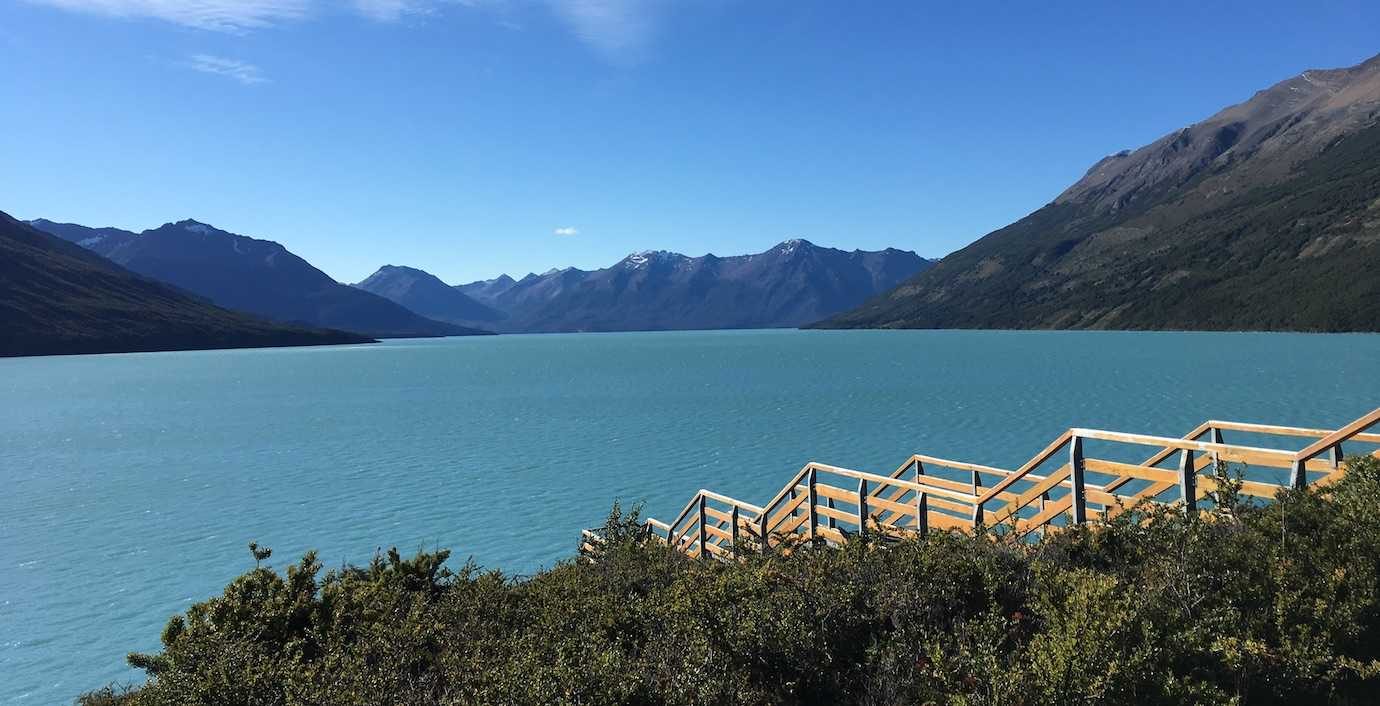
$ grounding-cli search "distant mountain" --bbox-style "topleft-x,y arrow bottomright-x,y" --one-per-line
455,274 -> 518,306
26,219 -> 138,254
457,240 -> 932,332
32,219 -> 490,338
818,53 -> 1380,332
353,265 -> 505,329
0,211 -> 372,357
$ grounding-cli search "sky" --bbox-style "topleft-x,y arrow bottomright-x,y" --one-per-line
2,1 -> 1378,285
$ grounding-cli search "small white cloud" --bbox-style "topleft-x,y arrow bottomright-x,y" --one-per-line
186,54 -> 268,85
353,0 -> 431,22
549,0 -> 664,65
27,0 -> 311,32
553,227 -> 579,236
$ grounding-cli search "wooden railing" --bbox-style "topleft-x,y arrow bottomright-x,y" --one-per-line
610,408 -> 1380,559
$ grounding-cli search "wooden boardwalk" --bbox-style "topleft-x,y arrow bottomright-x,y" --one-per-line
598,408 -> 1380,560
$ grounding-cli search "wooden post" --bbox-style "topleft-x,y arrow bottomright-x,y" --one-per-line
758,511 -> 770,555
807,466 -> 819,541
1290,458 -> 1307,489
730,505 -> 740,558
826,497 -> 837,529
1070,435 -> 1087,525
1178,448 -> 1197,514
857,478 -> 869,535
697,495 -> 708,559
1330,443 -> 1344,469
914,459 -> 928,536
1208,427 -> 1223,470
1039,492 -> 1049,537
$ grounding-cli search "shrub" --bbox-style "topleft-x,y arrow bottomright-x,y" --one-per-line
82,458 -> 1380,705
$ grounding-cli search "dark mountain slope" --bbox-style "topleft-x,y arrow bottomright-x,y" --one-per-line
455,274 -> 518,305
27,219 -> 138,255
818,53 -> 1380,332
31,219 -> 488,338
0,211 -> 372,357
461,240 -> 931,333
353,265 -> 505,328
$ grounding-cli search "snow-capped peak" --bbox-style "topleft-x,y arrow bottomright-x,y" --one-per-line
181,221 -> 213,235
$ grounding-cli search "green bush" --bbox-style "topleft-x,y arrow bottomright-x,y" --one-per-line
82,458 -> 1380,705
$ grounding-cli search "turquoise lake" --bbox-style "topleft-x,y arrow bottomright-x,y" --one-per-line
4,329 -> 1380,702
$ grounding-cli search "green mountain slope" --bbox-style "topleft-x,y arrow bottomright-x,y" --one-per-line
0,211 -> 373,357
817,53 -> 1380,332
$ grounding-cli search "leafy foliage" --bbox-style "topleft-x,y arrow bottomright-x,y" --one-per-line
83,457 -> 1380,705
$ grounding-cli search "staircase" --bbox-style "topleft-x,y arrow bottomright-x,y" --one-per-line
600,408 -> 1380,560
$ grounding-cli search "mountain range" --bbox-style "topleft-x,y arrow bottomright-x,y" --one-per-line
30,219 -> 489,339
0,211 -> 371,357
357,240 -> 932,333
819,52 -> 1380,332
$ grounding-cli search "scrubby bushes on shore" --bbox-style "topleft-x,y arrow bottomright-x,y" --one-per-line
83,458 -> 1380,705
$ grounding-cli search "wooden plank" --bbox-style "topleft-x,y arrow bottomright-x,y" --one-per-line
912,454 -> 1011,479
775,511 -> 808,536
1071,428 -> 1300,459
815,503 -> 857,526
767,490 -> 810,530
698,489 -> 766,515
976,429 -> 1073,505
1196,475 -> 1284,499
869,494 -> 918,520
703,523 -> 732,543
758,467 -> 811,524
1084,458 -> 1178,484
925,510 -> 975,531
1016,495 -> 1072,537
703,506 -> 735,525
1208,419 -> 1380,444
816,525 -> 847,545
1104,422 -> 1212,495
925,495 -> 975,516
997,464 -> 1072,521
811,463 -> 948,497
1295,408 -> 1380,463
814,482 -> 858,504
901,473 -> 1021,504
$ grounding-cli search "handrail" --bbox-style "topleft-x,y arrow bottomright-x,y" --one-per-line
809,463 -> 934,496
1209,419 -> 1380,444
698,489 -> 765,515
1295,408 -> 1380,461
758,466 -> 811,520
911,454 -> 1012,478
1068,429 -> 1297,457
633,408 -> 1374,560
975,429 -> 1073,506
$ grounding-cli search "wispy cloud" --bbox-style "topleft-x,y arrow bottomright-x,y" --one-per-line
27,0 -> 312,32
186,54 -> 268,85
30,0 -> 669,64
549,0 -> 663,65
553,226 -> 579,236
353,0 -> 433,22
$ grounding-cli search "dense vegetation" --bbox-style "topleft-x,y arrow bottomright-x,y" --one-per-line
84,458 -> 1380,705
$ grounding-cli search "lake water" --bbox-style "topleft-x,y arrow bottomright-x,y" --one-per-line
4,329 -> 1380,702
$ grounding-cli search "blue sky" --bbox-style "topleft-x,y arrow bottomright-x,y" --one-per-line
2,1 -> 1378,284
